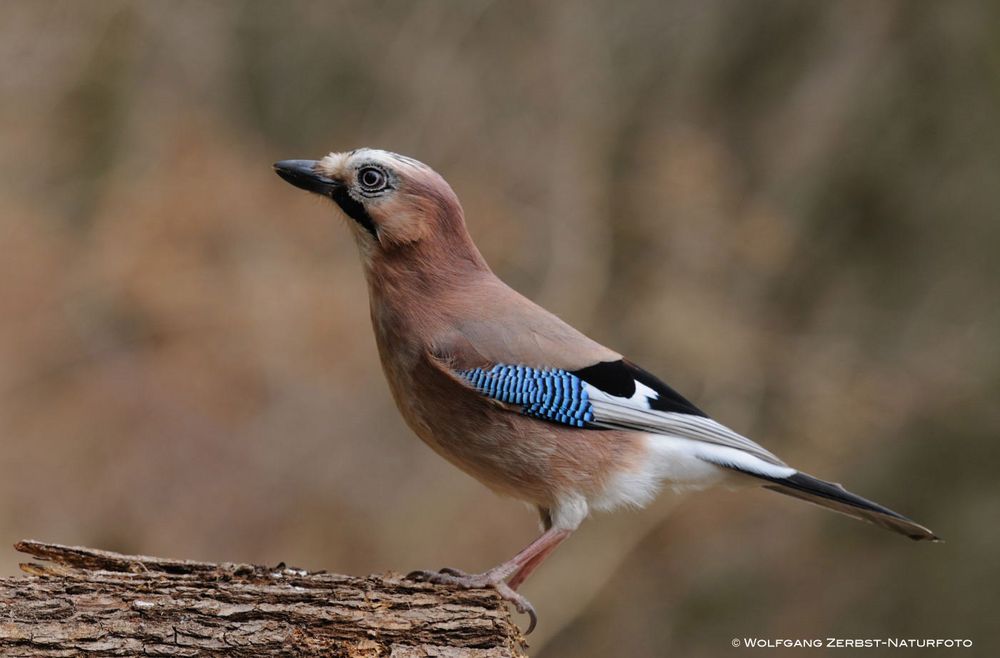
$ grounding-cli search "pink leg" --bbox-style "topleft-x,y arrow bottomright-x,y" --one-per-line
507,532 -> 567,590
406,527 -> 572,634
488,527 -> 571,581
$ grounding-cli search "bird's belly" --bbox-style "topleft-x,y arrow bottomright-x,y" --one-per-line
376,339 -> 649,508
398,393 -> 571,504
391,376 -> 647,508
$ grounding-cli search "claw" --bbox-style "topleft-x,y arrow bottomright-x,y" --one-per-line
437,566 -> 468,577
494,581 -> 537,635
523,606 -> 538,635
405,567 -> 467,581
404,569 -> 434,581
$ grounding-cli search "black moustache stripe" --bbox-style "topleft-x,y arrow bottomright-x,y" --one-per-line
331,187 -> 378,238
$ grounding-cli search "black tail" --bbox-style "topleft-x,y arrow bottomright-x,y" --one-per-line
747,471 -> 938,541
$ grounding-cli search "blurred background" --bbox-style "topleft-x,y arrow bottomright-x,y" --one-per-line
1,1 -> 997,655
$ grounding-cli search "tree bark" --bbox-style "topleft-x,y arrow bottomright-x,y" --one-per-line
0,541 -> 527,657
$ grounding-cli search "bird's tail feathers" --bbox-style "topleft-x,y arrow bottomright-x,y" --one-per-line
719,464 -> 939,541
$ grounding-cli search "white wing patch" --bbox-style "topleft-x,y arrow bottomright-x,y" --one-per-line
581,380 -> 787,468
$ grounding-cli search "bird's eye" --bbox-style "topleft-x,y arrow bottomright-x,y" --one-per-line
358,167 -> 387,191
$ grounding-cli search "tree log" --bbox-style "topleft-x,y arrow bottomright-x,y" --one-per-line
0,541 -> 527,657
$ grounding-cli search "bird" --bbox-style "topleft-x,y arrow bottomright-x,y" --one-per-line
273,148 -> 937,634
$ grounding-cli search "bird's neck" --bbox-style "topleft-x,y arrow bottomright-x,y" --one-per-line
364,233 -> 492,342
365,229 -> 491,297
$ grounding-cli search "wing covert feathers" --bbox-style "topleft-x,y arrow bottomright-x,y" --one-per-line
455,359 -> 787,465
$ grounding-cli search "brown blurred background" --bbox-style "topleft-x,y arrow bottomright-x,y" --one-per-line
1,1 -> 997,655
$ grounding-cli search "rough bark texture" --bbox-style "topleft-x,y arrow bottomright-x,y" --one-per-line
0,541 -> 527,657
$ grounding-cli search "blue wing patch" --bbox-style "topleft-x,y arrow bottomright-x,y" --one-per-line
457,365 -> 595,428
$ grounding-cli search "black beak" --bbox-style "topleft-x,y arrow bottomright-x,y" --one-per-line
273,159 -> 340,194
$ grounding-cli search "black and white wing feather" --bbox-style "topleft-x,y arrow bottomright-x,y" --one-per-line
572,360 -> 786,466
458,358 -> 784,466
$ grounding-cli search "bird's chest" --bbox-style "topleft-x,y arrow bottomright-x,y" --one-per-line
367,301 -> 556,495
369,302 -> 449,436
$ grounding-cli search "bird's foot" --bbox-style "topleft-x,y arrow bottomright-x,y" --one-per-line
405,567 -> 538,634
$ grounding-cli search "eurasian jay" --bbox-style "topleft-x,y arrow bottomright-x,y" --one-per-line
274,149 -> 937,633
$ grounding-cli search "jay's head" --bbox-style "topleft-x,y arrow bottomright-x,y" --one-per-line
274,149 -> 474,261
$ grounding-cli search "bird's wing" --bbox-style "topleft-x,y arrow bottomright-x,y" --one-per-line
433,281 -> 783,466
451,357 -> 786,467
